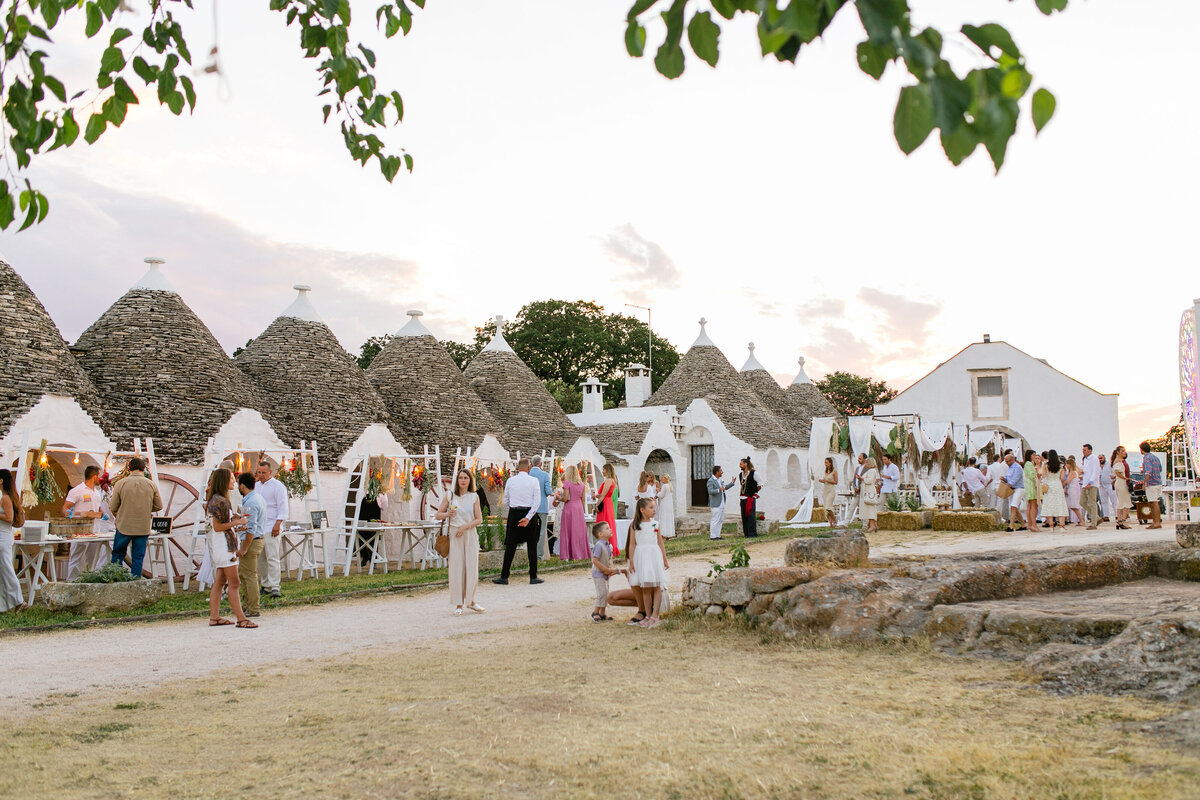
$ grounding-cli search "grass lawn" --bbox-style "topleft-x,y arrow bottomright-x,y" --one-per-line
3,615 -> 1195,799
1,524 -> 811,632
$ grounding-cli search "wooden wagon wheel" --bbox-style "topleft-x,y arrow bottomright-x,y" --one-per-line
157,473 -> 201,566
418,475 -> 454,521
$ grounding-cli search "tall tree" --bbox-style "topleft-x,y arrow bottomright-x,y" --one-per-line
356,334 -> 394,370
815,371 -> 898,417
444,300 -> 679,412
0,0 -> 1063,230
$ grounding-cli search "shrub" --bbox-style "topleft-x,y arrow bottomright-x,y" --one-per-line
74,563 -> 138,584
885,494 -> 904,512
904,494 -> 921,512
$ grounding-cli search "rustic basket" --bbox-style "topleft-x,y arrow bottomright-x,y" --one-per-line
48,517 -> 95,538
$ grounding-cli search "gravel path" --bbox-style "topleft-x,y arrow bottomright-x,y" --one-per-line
1,523 -> 1177,717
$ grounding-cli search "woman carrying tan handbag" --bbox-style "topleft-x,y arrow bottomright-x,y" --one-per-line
434,469 -> 485,616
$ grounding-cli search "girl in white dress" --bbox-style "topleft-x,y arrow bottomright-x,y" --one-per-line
626,497 -> 668,628
435,469 -> 485,615
656,475 -> 675,539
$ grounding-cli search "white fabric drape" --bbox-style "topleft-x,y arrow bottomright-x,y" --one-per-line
915,421 -> 950,453
848,416 -> 873,459
872,420 -> 895,447
808,417 -> 835,484
917,479 -> 935,508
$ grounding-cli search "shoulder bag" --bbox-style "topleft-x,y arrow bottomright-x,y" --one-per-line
434,519 -> 450,559
996,481 -> 1013,499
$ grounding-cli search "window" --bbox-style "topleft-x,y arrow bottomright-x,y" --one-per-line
977,376 -> 1003,396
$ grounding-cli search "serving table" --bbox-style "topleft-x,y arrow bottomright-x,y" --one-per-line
279,527 -> 332,581
13,533 -> 178,603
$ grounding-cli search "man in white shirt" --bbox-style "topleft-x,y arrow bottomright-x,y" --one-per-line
1079,443 -> 1102,530
1098,453 -> 1115,522
254,461 -> 290,598
62,465 -> 115,579
959,458 -> 986,507
879,454 -> 901,500
986,454 -> 1007,520
493,458 -> 544,585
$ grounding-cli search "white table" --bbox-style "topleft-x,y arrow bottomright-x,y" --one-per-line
279,527 -> 331,581
14,533 -> 178,603
342,524 -> 402,576
394,522 -> 444,570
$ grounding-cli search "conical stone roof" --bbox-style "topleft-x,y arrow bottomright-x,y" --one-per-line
784,356 -> 839,446
235,286 -> 392,461
739,343 -> 805,442
72,261 -> 274,463
462,316 -> 579,455
646,319 -> 794,449
0,259 -> 109,435
367,310 -> 503,454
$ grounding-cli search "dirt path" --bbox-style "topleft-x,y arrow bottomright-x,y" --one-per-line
1,524 -> 1175,717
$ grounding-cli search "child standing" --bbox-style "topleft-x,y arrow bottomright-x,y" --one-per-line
626,497 -> 668,628
590,522 -> 618,622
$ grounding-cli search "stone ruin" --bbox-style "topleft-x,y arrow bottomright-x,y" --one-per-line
683,524 -> 1200,703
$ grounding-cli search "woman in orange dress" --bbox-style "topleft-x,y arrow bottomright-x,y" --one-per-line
595,463 -> 619,556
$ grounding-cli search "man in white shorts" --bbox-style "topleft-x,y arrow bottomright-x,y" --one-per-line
1002,451 -> 1026,531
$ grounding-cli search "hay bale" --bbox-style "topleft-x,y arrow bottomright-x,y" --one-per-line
878,511 -> 926,531
932,511 -> 998,532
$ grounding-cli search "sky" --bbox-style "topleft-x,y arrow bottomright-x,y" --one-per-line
1,0 -> 1196,446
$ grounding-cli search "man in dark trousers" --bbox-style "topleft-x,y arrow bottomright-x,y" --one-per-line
738,457 -> 761,537
492,458 -> 544,585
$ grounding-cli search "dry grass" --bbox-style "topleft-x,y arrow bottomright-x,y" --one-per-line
3,616 -> 1196,800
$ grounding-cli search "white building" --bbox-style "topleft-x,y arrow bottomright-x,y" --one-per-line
874,336 -> 1120,456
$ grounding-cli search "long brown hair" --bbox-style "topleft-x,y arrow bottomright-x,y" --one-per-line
453,468 -> 475,496
630,496 -> 656,530
0,469 -> 25,528
207,468 -> 232,502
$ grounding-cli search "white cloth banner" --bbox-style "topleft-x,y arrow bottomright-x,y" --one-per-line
968,430 -> 997,454
915,420 -> 950,454
848,416 -> 873,460
917,479 -> 935,508
808,417 -> 835,484
873,420 -> 896,447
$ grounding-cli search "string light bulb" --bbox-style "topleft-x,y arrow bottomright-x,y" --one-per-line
73,453 -> 80,464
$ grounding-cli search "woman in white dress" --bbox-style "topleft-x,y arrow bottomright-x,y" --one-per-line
0,469 -> 27,612
858,458 -> 881,533
1040,450 -> 1068,529
656,475 -> 675,539
626,497 -> 668,628
436,469 -> 485,615
206,469 -> 254,628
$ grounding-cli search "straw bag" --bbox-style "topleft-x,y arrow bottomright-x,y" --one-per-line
996,481 -> 1013,499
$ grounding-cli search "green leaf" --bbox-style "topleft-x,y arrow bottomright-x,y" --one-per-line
43,74 -> 67,102
625,21 -> 647,57
36,192 -> 49,223
85,3 -> 102,38
165,91 -> 185,115
180,75 -> 196,110
929,74 -> 971,131
654,42 -> 684,79
627,0 -> 659,20
777,0 -> 822,44
1000,66 -> 1031,99
0,188 -> 14,229
100,46 -> 125,75
961,23 -> 1020,60
1035,0 -> 1068,14
856,40 -> 891,80
109,27 -> 133,46
380,154 -> 401,182
687,11 -> 720,67
113,77 -> 138,104
1032,87 -> 1055,134
52,110 -> 79,149
976,96 -> 1019,171
132,56 -> 156,84
84,113 -> 106,144
857,0 -> 908,45
893,83 -> 934,155
939,122 -> 978,166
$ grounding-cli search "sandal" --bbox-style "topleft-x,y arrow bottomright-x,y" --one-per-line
453,607 -> 463,616
591,612 -> 603,623
626,613 -> 646,626
235,619 -> 258,629
209,617 -> 234,626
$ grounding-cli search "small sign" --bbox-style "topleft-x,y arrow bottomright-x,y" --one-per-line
310,510 -> 328,530
150,516 -> 173,536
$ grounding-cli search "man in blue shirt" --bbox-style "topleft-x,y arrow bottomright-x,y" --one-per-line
1002,451 -> 1026,532
236,472 -> 268,616
1138,441 -> 1163,530
528,456 -> 554,560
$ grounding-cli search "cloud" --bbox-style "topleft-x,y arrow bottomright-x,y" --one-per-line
0,169 -> 461,355
1119,402 -> 1181,443
797,297 -> 846,320
857,287 -> 941,344
599,223 -> 681,304
807,324 -> 875,377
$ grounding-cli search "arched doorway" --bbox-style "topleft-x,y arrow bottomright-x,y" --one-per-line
786,454 -> 803,488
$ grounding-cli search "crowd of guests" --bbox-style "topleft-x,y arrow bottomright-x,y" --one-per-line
845,441 -> 1166,534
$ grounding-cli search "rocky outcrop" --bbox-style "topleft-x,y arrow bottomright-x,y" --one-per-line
1177,522 -> 1200,549
34,579 -> 165,616
784,530 -> 868,567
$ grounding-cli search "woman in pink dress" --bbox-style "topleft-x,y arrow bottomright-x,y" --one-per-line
594,463 -> 619,557
1064,455 -> 1083,526
556,465 -> 589,560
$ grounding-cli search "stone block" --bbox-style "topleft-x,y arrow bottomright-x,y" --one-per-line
709,568 -> 754,607
784,532 -> 869,568
705,604 -> 723,616
681,577 -> 712,608
1177,523 -> 1200,549
1155,548 -> 1200,582
749,566 -> 813,594
34,579 -> 165,616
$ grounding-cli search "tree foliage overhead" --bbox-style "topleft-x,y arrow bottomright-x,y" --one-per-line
625,0 -> 1062,170
815,370 -> 898,417
0,0 -> 420,229
440,300 -> 680,413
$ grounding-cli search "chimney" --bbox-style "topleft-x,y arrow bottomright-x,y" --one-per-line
983,334 -> 991,343
625,363 -> 651,408
580,376 -> 607,415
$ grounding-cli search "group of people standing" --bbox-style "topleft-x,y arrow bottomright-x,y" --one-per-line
961,441 -> 1164,532
706,458 -> 763,539
846,453 -> 901,533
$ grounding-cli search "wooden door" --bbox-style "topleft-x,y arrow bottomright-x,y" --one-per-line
690,445 -> 714,506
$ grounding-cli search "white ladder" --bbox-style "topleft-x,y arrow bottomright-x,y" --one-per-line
333,458 -> 368,576
1169,434 -> 1196,521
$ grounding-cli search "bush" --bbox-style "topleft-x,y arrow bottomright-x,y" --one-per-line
74,563 -> 138,584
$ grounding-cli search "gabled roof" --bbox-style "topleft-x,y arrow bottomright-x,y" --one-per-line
235,286 -> 392,461
646,320 -> 795,449
367,310 -> 503,453
0,259 -> 109,437
72,261 -> 275,463
463,316 -> 579,455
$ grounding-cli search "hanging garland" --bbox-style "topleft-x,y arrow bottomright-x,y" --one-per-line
27,438 -> 61,508
365,455 -> 385,502
399,458 -> 412,502
277,453 -> 314,498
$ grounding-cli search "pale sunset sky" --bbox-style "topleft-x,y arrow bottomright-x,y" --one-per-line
1,0 -> 1195,445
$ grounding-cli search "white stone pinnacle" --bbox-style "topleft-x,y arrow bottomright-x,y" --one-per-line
395,309 -> 434,338
280,284 -> 323,323
482,314 -> 515,353
131,256 -> 177,293
692,316 -> 715,348
740,341 -> 767,373
791,356 -> 813,386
